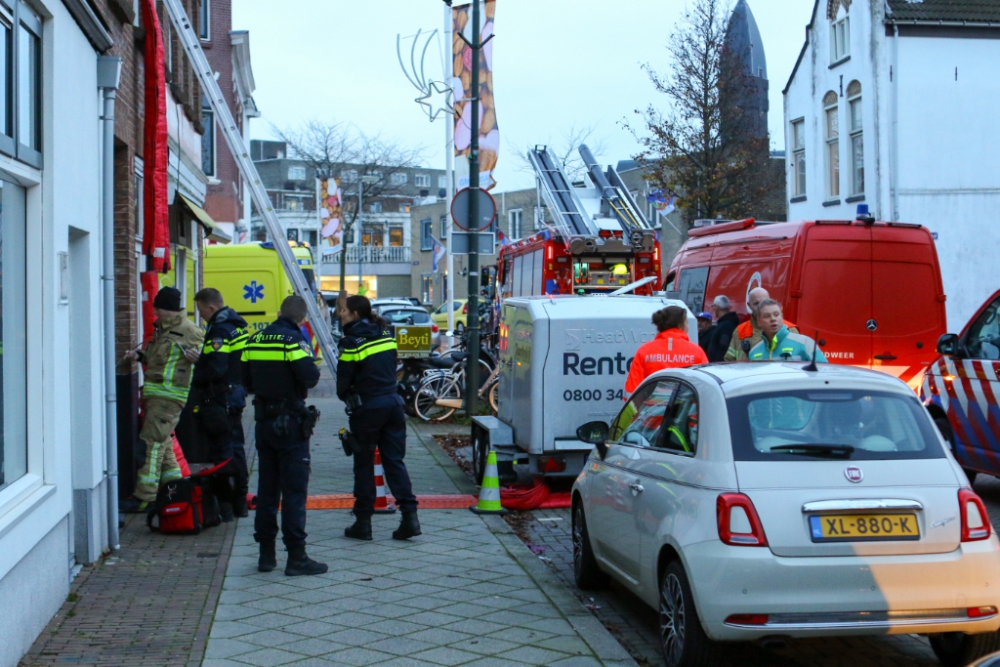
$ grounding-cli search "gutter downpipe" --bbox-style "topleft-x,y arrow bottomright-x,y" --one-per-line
98,56 -> 123,552
890,22 -> 900,221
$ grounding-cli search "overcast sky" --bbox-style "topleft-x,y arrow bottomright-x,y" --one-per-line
232,0 -> 815,191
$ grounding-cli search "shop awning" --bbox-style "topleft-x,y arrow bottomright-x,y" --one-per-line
177,194 -> 232,244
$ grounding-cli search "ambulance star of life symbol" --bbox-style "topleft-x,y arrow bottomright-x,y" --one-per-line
243,280 -> 264,304
866,319 -> 878,332
845,466 -> 864,483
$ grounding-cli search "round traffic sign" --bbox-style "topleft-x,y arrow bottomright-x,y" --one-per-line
450,187 -> 497,232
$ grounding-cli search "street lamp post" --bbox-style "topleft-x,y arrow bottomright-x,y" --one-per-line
465,0 -> 482,418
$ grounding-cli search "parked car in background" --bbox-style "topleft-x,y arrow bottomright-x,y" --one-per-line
922,289 -> 1000,484
372,297 -> 419,310
377,305 -> 440,348
431,299 -> 467,332
573,362 -> 1000,667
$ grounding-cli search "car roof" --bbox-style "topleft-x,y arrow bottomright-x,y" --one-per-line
643,362 -> 913,397
378,305 -> 428,313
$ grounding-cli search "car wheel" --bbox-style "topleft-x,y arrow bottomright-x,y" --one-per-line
572,503 -> 607,590
659,561 -> 721,667
471,422 -> 489,485
456,322 -> 466,334
930,632 -> 1000,667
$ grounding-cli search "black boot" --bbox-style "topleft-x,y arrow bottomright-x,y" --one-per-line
232,493 -> 249,519
392,512 -> 421,540
219,501 -> 235,523
285,545 -> 328,576
344,516 -> 373,541
258,541 -> 276,573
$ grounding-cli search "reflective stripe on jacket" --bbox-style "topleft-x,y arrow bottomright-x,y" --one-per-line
143,311 -> 204,404
748,325 -> 828,363
337,318 -> 399,402
242,315 -> 320,401
625,328 -> 708,394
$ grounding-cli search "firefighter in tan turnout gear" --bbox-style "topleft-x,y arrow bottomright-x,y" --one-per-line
121,287 -> 205,513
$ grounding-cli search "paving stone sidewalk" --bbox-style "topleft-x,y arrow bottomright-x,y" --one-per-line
204,371 -> 637,667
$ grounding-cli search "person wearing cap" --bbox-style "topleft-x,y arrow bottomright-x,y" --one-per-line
695,311 -> 715,354
120,287 -> 205,513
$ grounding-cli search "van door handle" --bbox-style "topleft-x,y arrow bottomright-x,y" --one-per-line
874,354 -> 898,361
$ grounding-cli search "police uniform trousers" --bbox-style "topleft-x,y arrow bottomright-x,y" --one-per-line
253,412 -> 311,547
349,396 -> 417,518
134,397 -> 185,503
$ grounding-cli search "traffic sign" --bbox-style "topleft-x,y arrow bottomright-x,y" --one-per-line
450,187 -> 497,231
450,232 -> 496,256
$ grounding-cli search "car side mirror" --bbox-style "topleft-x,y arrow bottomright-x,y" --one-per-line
937,333 -> 964,358
577,421 -> 610,460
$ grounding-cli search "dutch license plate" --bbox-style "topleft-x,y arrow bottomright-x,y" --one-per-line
809,513 -> 920,541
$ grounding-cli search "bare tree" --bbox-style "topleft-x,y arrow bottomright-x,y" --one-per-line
272,121 -> 424,303
508,123 -> 611,183
627,0 -> 779,226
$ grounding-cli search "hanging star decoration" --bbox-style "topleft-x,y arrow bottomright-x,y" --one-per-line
415,80 -> 455,122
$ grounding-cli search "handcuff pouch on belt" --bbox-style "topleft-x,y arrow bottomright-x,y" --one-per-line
338,427 -> 369,457
254,398 -> 320,438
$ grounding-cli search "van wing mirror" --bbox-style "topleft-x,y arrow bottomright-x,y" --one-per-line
937,333 -> 964,358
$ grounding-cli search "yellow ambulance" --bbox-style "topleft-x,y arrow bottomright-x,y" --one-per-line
202,241 -> 319,334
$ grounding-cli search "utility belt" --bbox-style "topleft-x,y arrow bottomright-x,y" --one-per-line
253,398 -> 320,438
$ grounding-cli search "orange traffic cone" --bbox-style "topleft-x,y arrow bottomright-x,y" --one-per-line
373,447 -> 397,514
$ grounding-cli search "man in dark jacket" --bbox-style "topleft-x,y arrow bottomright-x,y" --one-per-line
337,295 -> 419,542
242,295 -> 325,576
696,312 -> 715,354
192,288 -> 251,519
707,295 -> 739,362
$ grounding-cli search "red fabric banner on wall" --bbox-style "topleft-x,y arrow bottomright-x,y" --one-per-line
140,270 -> 159,344
140,0 -> 171,273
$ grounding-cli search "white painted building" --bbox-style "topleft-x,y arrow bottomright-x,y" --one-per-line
0,2 -> 117,665
783,0 -> 1000,329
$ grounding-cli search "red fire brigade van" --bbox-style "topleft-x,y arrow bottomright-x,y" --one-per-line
664,218 -> 946,386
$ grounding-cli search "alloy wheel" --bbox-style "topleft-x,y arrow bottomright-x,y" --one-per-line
660,572 -> 686,666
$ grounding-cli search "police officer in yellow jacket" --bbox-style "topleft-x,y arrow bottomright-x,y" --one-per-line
338,295 -> 419,542
243,295 -> 325,576
121,287 -> 204,513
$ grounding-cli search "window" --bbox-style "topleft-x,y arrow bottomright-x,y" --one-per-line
0,180 -> 26,492
0,9 -> 11,144
371,170 -> 382,180
964,296 -> 1000,360
163,16 -> 172,73
438,174 -> 449,189
661,385 -> 699,454
420,274 -> 434,304
823,91 -> 839,199
727,390 -> 944,462
420,219 -> 433,250
362,224 -> 383,246
508,209 -> 523,240
341,169 -> 358,184
199,0 -> 210,40
370,201 -> 382,214
391,172 -> 407,186
15,2 -> 39,165
415,174 -> 430,187
791,119 -> 806,196
677,266 -> 709,314
831,15 -> 849,63
610,380 -> 678,446
440,215 -> 448,239
288,166 -> 306,181
847,81 -> 863,195
389,227 -> 403,247
286,228 -> 299,243
201,100 -> 215,177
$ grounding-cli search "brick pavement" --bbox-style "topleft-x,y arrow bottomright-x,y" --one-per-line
515,479 -> 1000,667
19,513 -> 236,667
201,371 -> 640,667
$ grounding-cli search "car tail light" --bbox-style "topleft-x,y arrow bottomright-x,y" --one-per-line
462,303 -> 468,314
960,488 -> 991,542
967,606 -> 998,619
725,614 -> 769,626
431,324 -> 439,333
717,493 -> 768,547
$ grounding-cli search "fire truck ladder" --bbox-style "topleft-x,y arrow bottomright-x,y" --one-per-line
163,0 -> 338,375
528,146 -> 599,250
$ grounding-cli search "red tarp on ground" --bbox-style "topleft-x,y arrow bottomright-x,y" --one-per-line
140,0 -> 170,273
499,478 -> 572,511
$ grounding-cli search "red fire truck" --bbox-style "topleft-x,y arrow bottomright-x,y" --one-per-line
494,145 -> 661,302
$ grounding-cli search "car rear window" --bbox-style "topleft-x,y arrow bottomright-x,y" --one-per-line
727,389 -> 945,461
385,310 -> 430,324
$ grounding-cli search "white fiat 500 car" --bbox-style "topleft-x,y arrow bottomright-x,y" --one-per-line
572,363 -> 1000,667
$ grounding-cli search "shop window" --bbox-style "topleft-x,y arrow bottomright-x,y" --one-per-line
0,179 -> 26,491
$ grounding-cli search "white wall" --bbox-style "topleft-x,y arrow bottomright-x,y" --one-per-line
895,35 -> 1000,328
0,1 -> 106,664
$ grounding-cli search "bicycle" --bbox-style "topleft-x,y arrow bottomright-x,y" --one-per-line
414,351 -> 497,422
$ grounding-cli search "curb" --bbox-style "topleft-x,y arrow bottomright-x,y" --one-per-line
409,422 -> 479,496
481,513 -> 640,667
